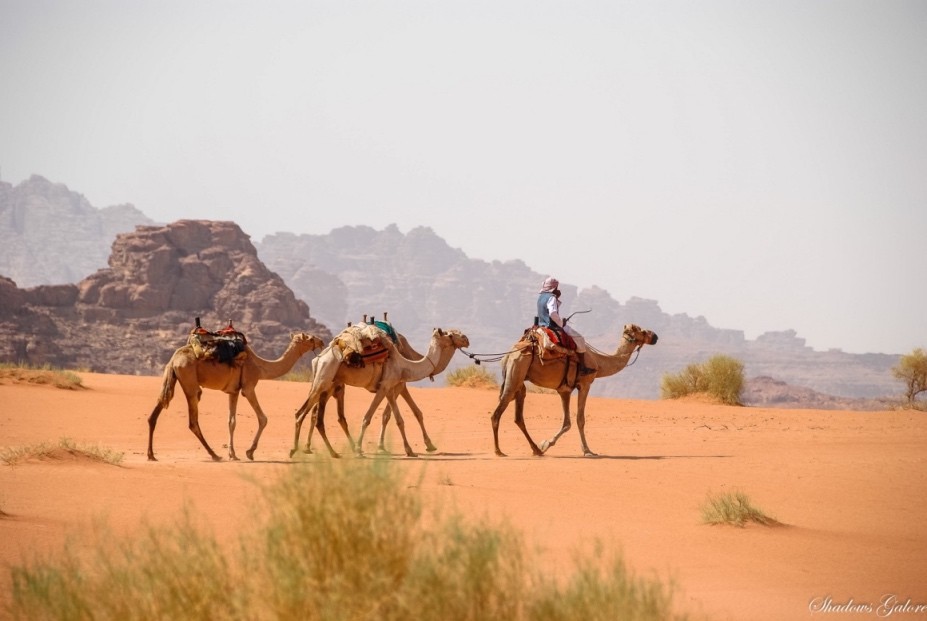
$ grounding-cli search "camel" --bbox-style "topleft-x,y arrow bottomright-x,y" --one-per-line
490,323 -> 658,457
147,331 -> 325,462
291,327 -> 469,458
300,328 -> 469,455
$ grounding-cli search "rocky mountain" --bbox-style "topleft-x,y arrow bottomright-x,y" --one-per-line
0,220 -> 331,375
254,226 -> 901,401
0,175 -> 903,404
0,175 -> 154,286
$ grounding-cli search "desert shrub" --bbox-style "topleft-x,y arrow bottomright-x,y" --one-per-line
700,490 -> 780,527
446,365 -> 499,389
892,348 -> 927,407
661,354 -> 744,405
530,544 -> 680,621
8,459 -> 690,621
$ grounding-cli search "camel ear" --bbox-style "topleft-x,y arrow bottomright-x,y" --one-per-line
437,328 -> 444,336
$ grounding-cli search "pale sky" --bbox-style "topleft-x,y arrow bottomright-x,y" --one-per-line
1,0 -> 924,355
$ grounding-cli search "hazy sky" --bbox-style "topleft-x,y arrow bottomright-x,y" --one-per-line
1,1 -> 924,355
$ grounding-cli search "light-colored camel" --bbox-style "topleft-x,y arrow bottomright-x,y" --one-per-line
291,327 -> 468,458
300,328 -> 469,455
147,332 -> 324,462
490,323 -> 658,457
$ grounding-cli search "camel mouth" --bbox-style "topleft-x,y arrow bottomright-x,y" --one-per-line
650,333 -> 659,345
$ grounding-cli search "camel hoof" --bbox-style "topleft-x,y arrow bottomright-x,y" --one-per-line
426,444 -> 438,453
229,455 -> 240,461
289,449 -> 298,459
540,440 -> 552,453
147,455 -> 157,462
495,450 -> 507,458
584,451 -> 598,458
210,455 -> 223,462
245,450 -> 255,461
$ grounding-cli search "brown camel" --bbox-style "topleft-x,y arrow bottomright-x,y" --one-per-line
291,327 -> 468,458
490,323 -> 658,457
300,327 -> 469,455
147,331 -> 324,462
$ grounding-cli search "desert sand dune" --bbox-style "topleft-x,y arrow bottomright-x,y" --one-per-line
1,373 -> 924,620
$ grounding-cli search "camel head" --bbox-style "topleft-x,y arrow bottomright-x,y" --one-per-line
622,324 -> 659,347
291,332 -> 326,354
432,327 -> 470,350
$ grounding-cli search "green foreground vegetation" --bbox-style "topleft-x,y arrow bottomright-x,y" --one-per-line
7,459 -> 689,621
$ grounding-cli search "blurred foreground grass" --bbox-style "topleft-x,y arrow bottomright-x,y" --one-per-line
7,459 -> 691,621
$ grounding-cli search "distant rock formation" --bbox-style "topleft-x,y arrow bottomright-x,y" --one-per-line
0,220 -> 331,374
256,225 -> 901,401
0,174 -> 903,402
743,376 -> 894,410
0,175 -> 154,286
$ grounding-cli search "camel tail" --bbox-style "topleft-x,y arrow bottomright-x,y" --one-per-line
157,364 -> 177,408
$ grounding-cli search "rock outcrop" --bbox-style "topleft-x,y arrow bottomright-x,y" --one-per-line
256,225 -> 902,401
0,220 -> 331,374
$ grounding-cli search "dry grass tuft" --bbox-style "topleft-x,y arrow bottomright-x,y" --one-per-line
1,437 -> 124,466
0,363 -> 85,390
701,490 -> 781,528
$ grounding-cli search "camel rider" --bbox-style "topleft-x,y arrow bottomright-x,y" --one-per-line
537,276 -> 595,376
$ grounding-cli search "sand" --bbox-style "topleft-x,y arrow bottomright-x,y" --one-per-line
1,372 -> 925,620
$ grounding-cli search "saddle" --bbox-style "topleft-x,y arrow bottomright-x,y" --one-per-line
187,318 -> 248,366
521,325 -> 578,363
332,322 -> 391,368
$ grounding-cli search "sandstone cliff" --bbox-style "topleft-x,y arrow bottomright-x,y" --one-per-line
0,220 -> 331,375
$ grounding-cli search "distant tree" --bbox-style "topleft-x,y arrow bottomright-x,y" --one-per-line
661,354 -> 745,406
892,348 -> 927,407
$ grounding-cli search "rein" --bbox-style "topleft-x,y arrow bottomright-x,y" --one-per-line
587,339 -> 644,367
460,344 -> 530,365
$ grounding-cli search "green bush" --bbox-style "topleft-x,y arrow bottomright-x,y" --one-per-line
892,348 -> 927,407
661,354 -> 745,405
8,460 -> 689,621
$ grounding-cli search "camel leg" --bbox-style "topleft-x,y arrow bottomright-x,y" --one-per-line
184,390 -> 222,462
332,385 -> 356,453
355,392 -> 389,457
313,392 -> 341,458
397,385 -> 437,452
241,387 -> 269,461
489,395 -> 511,457
383,392 -> 416,457
511,384 -> 545,457
147,403 -> 164,461
540,391 -> 574,454
291,395 -> 316,458
378,403 -> 392,452
574,387 -> 596,457
147,365 -> 178,461
227,392 -> 241,461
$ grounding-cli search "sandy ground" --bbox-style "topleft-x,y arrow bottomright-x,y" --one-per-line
1,372 -> 925,621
